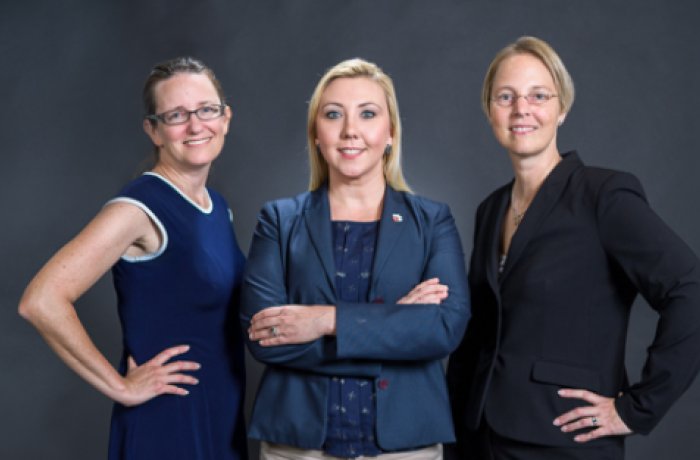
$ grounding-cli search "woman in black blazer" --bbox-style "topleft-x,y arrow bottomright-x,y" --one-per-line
446,36 -> 700,459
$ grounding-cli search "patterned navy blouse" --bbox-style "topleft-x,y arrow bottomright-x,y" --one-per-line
324,221 -> 382,458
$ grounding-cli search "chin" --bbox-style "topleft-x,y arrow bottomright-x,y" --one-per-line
507,147 -> 542,159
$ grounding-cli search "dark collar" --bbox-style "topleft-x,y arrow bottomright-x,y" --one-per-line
492,151 -> 583,285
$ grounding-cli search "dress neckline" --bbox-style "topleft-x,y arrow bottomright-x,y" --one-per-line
144,171 -> 213,214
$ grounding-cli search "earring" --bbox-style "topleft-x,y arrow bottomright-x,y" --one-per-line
384,144 -> 392,156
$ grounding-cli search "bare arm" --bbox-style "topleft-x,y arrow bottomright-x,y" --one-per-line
19,202 -> 199,406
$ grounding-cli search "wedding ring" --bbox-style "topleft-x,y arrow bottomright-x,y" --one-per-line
270,326 -> 279,337
591,417 -> 598,426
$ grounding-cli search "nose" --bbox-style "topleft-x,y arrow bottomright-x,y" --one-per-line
512,95 -> 530,116
186,113 -> 204,132
341,115 -> 358,138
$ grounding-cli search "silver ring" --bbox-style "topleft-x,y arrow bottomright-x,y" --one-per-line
270,326 -> 279,337
591,417 -> 598,426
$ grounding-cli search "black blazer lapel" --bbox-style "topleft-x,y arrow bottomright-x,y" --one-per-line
303,187 -> 337,295
500,152 -> 584,282
483,187 -> 510,292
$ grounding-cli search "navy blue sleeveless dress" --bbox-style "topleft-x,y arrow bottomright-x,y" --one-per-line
107,173 -> 247,460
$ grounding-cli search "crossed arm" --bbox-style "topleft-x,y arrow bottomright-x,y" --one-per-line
240,201 -> 470,374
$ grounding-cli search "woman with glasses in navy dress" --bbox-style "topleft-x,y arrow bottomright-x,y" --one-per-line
19,57 -> 247,460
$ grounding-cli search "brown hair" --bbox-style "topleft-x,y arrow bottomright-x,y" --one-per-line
142,56 -> 225,123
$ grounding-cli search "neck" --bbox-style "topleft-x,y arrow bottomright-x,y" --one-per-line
152,163 -> 210,207
510,151 -> 562,202
328,176 -> 386,222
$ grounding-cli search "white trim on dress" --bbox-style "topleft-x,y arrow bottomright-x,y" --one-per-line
105,197 -> 168,262
143,171 -> 213,214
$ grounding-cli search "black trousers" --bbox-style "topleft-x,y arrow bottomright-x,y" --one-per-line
446,420 -> 625,460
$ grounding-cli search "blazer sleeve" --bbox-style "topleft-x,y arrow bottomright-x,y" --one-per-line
596,172 -> 700,434
240,201 -> 381,377
334,203 -> 471,361
446,200 -> 488,430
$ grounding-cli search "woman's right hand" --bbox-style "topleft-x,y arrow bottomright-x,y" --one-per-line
398,277 -> 449,304
116,345 -> 200,407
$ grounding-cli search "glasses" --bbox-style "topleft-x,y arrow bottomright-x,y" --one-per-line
147,104 -> 227,125
491,91 -> 558,108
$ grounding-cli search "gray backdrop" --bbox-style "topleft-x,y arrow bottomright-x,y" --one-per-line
2,1 -> 699,459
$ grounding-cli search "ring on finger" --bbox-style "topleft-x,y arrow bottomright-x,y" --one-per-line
270,326 -> 279,337
591,417 -> 598,426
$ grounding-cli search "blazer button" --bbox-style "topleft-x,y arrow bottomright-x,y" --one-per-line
378,379 -> 389,390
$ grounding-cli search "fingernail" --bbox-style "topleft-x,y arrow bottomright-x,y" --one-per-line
182,389 -> 189,395
193,379 -> 199,384
557,389 -> 564,395
553,419 -> 560,426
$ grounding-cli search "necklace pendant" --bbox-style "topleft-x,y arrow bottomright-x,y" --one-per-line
513,214 -> 521,227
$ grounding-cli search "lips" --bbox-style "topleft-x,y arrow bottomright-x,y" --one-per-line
183,137 -> 212,145
510,125 -> 536,134
338,147 -> 364,156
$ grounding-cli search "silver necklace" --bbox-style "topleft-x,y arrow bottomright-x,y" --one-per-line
510,190 -> 527,227
510,156 -> 562,227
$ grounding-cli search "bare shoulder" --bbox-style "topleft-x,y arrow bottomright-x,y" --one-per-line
98,200 -> 162,256
93,200 -> 155,242
24,202 -> 156,304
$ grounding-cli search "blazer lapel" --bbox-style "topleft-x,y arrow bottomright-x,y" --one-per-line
484,187 -> 511,292
371,187 -> 409,292
500,152 -> 583,282
303,187 -> 337,294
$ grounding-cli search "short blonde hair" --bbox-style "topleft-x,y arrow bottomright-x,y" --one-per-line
481,36 -> 575,117
307,58 -> 410,192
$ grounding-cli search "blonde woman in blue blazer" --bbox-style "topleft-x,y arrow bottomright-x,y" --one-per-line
241,58 -> 470,459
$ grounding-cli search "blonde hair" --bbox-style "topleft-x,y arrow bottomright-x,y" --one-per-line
481,36 -> 575,117
307,58 -> 411,192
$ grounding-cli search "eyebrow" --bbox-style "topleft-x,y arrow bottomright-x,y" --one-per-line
494,85 -> 552,92
160,100 -> 220,112
320,101 -> 383,109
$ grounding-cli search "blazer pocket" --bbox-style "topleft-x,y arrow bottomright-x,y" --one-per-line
531,360 -> 602,393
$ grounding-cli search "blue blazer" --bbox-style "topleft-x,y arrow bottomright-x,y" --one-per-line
241,185 -> 470,451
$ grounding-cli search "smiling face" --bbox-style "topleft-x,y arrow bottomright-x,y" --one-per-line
488,53 -> 565,161
144,72 -> 231,172
314,76 -> 393,187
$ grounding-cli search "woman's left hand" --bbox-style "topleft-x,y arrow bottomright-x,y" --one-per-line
248,305 -> 336,346
398,278 -> 449,304
553,388 -> 633,442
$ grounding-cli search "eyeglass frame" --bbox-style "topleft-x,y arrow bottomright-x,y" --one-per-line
146,103 -> 228,126
490,91 -> 558,108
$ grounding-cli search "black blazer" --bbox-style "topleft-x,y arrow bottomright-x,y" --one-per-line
447,151 -> 700,448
